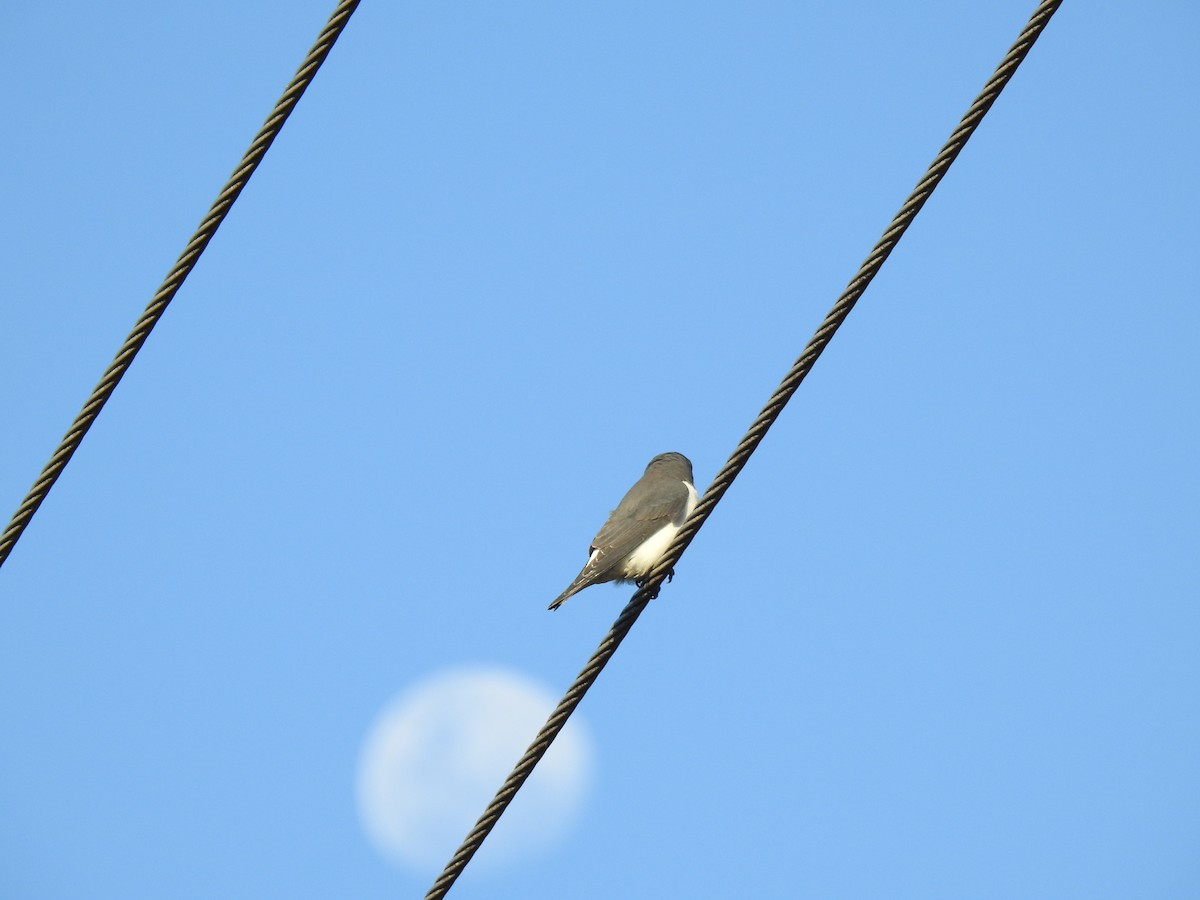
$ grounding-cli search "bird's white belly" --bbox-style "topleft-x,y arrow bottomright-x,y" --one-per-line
620,522 -> 681,578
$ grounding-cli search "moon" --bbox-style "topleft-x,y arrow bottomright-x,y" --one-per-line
355,665 -> 594,874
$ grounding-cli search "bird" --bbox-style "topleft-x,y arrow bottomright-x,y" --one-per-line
549,452 -> 698,610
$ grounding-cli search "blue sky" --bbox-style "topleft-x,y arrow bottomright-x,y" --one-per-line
2,2 -> 1198,897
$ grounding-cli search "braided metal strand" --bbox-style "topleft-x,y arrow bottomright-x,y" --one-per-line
425,1 -> 1063,896
652,0 -> 1065,578
0,0 -> 361,570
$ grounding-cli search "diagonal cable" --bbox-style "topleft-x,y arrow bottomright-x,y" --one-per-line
425,0 -> 1063,895
0,0 -> 362,571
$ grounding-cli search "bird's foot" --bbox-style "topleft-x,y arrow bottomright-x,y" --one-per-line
632,569 -> 673,599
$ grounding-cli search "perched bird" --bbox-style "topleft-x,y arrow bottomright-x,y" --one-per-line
549,452 -> 698,610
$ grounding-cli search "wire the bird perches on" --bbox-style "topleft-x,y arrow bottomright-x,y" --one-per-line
425,1 -> 1064,896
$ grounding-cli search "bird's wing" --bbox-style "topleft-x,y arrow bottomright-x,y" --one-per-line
587,478 -> 691,574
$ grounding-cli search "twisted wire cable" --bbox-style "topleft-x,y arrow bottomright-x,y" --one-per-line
426,1 -> 1064,895
0,0 -> 362,570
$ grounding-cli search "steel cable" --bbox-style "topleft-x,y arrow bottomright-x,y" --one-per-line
425,1 -> 1063,895
0,0 -> 362,570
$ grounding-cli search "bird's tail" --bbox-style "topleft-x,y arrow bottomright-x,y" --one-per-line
548,573 -> 590,611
